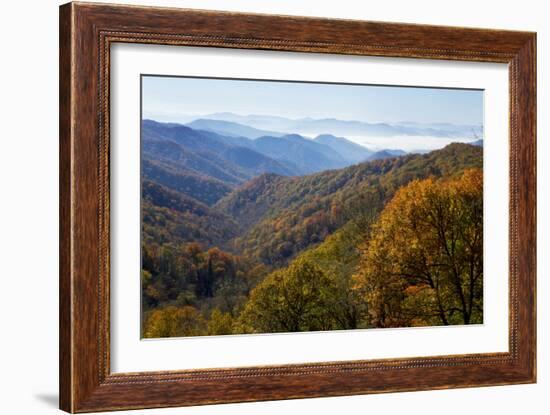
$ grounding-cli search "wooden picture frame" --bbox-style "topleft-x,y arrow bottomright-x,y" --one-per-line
59,2 -> 536,412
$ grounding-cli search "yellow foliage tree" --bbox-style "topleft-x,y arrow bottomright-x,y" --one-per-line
207,309 -> 235,335
354,169 -> 483,327
143,305 -> 206,338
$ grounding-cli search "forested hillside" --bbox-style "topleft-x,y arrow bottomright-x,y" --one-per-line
142,180 -> 241,248
220,143 -> 482,266
140,119 -> 483,338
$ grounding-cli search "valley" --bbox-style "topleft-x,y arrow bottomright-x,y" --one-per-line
141,118 -> 483,337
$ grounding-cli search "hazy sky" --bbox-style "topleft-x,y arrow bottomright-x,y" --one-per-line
142,75 -> 483,125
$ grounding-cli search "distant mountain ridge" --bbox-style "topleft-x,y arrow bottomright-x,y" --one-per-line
252,134 -> 349,174
186,118 -> 284,139
199,112 -> 483,139
367,149 -> 407,161
142,120 -> 375,180
142,120 -> 301,190
313,134 -> 373,163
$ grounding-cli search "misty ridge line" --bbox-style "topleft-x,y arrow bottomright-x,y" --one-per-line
143,111 -> 484,134
142,111 -> 483,154
141,117 -> 483,189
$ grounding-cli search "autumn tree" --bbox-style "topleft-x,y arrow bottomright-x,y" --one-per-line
207,309 -> 235,335
238,258 -> 338,333
354,169 -> 483,327
143,305 -> 206,338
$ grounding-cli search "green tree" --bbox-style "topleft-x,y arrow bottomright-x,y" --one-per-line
143,305 -> 206,338
207,309 -> 234,335
239,258 -> 337,333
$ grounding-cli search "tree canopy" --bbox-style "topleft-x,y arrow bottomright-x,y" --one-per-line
353,169 -> 483,327
238,258 -> 338,333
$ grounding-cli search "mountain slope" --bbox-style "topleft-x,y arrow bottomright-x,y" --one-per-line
143,120 -> 302,182
252,134 -> 349,174
367,149 -> 407,161
314,134 -> 373,163
142,180 -> 240,248
142,139 -> 247,185
144,119 -> 379,177
187,119 -> 284,139
217,143 -> 482,265
142,159 -> 233,206
219,145 -> 298,177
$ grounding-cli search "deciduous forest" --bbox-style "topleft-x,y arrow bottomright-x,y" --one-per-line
140,118 -> 483,338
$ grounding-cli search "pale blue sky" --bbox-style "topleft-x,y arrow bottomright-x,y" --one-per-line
142,75 -> 483,125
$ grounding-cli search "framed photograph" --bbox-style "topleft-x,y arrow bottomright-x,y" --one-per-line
59,2 -> 536,412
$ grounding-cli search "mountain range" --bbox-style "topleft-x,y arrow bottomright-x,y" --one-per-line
142,124 -> 483,264
142,119 -> 483,207
141,117 -> 483,254
140,114 -> 484,337
191,112 -> 484,139
186,118 -> 284,139
142,120 -> 411,199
